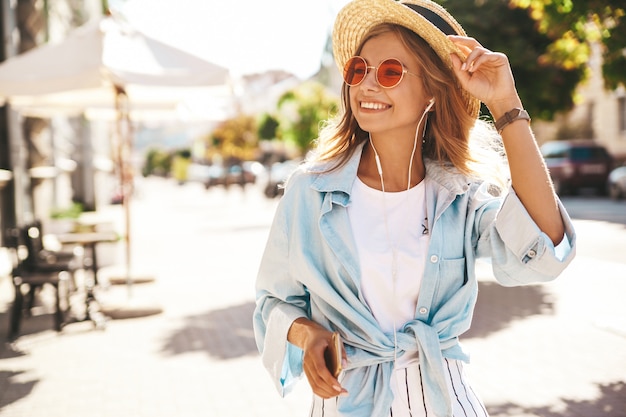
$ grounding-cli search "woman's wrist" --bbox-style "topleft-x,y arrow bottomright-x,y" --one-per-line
486,96 -> 523,121
287,317 -> 325,349
495,108 -> 531,133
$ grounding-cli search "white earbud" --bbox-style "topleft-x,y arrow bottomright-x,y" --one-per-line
374,153 -> 383,176
426,97 -> 435,112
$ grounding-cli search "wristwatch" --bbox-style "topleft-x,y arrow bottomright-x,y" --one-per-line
495,108 -> 531,133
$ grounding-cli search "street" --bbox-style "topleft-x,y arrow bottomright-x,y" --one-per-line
0,176 -> 625,417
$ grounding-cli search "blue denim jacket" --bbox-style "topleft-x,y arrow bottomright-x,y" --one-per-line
253,144 -> 576,417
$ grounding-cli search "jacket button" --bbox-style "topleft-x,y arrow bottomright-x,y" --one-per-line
527,249 -> 537,258
419,307 -> 428,315
430,255 -> 438,263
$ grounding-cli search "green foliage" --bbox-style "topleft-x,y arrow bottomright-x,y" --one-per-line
176,149 -> 192,159
50,202 -> 83,219
603,22 -> 626,90
142,148 -> 174,177
276,81 -> 339,155
258,113 -> 280,141
443,0 -> 585,120
209,114 -> 259,161
509,0 -> 625,90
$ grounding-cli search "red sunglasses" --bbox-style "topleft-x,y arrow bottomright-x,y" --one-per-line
342,56 -> 420,89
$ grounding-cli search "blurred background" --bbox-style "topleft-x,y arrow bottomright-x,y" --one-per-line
0,1 -> 624,417
0,0 -> 625,232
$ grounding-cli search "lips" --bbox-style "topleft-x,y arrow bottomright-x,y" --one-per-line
360,101 -> 390,110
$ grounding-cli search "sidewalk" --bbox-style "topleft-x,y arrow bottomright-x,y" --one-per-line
1,178 -> 625,417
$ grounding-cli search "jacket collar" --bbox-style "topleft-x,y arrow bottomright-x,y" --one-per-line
306,142 -> 471,200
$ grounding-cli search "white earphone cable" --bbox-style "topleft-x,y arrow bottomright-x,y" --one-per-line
368,100 -> 432,416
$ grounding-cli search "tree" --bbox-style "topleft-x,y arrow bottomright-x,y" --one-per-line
276,81 -> 339,156
142,148 -> 174,177
257,113 -> 280,141
209,114 -> 259,163
444,0 -> 585,120
509,0 -> 625,90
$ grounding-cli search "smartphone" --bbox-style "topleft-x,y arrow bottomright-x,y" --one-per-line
324,331 -> 343,378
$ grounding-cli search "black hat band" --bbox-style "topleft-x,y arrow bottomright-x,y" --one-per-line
404,3 -> 459,36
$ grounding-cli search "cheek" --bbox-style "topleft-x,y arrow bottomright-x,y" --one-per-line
396,88 -> 427,114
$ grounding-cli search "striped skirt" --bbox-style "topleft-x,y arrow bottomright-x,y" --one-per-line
309,359 -> 489,417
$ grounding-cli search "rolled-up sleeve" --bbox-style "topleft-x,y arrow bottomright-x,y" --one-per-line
253,196 -> 309,396
255,299 -> 307,395
486,188 -> 576,286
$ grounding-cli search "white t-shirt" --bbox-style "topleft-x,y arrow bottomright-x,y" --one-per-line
348,177 -> 430,366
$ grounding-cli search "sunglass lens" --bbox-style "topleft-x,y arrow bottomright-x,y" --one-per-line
377,59 -> 404,88
343,57 -> 366,86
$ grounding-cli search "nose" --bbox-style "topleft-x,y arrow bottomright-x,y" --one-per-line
362,66 -> 379,89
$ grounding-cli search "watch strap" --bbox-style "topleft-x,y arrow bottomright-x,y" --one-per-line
495,108 -> 530,133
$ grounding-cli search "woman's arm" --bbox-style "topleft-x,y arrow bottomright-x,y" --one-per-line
287,317 -> 348,398
449,36 -> 565,245
254,174 -> 348,399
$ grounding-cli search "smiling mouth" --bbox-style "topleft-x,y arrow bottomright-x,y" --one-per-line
360,101 -> 390,110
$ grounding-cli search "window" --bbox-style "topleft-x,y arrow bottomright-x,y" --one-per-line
570,146 -> 609,161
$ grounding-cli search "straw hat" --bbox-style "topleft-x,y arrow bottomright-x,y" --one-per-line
332,0 -> 480,118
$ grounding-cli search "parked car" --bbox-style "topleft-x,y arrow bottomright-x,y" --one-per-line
204,165 -> 226,188
229,161 -> 264,187
608,166 -> 626,200
204,161 -> 264,189
540,140 -> 614,195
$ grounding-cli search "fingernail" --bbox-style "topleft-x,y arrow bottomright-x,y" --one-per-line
333,385 -> 342,391
340,391 -> 349,397
461,62 -> 467,71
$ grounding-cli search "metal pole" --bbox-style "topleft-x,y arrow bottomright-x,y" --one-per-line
0,0 -> 19,245
115,85 -> 133,297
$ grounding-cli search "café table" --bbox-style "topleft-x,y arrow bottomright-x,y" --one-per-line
55,230 -> 119,327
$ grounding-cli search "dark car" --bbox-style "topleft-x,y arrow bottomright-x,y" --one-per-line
540,140 -> 613,195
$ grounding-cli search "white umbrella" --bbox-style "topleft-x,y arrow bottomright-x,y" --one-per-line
0,16 -> 232,116
0,15 -> 232,309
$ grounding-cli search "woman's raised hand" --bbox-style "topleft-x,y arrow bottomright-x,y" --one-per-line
448,35 -> 521,114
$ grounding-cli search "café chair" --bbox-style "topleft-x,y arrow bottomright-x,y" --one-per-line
22,220 -> 78,271
9,257 -> 72,340
5,222 -> 79,339
20,221 -> 80,310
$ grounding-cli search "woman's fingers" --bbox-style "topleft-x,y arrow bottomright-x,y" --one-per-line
458,46 -> 501,73
448,35 -> 482,49
449,35 -> 509,72
306,361 -> 345,398
449,35 -> 494,70
448,35 -> 519,109
302,333 -> 348,399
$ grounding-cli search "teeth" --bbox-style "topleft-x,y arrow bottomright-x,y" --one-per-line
361,102 -> 388,110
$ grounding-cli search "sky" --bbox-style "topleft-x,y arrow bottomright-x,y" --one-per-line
110,0 -> 351,80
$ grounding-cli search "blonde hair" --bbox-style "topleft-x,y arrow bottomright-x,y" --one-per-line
312,24 -> 508,191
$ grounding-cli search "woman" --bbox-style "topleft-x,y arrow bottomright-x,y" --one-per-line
253,0 -> 576,416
